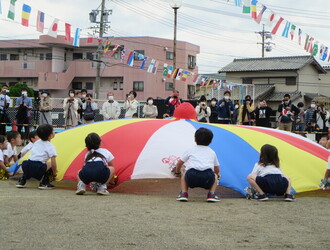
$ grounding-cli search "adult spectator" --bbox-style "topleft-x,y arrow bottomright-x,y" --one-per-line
295,102 -> 305,133
315,104 -> 328,141
15,88 -> 32,141
39,90 -> 53,125
195,95 -> 211,123
304,100 -> 317,128
209,98 -> 218,123
77,89 -> 87,124
165,91 -> 182,117
0,85 -> 11,135
63,89 -> 79,128
82,93 -> 98,124
101,92 -> 120,120
124,91 -> 139,118
254,99 -> 273,128
216,90 -> 234,124
232,102 -> 239,125
143,97 -> 158,118
238,95 -> 255,125
277,94 -> 299,131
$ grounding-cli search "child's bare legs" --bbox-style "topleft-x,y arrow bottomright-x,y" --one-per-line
105,167 -> 115,186
180,170 -> 188,192
247,173 -> 265,194
283,175 -> 292,194
209,173 -> 218,193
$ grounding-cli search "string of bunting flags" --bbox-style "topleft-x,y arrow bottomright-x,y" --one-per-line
231,0 -> 330,62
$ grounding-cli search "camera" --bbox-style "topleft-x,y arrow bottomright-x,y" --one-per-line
126,94 -> 129,98
87,98 -> 91,101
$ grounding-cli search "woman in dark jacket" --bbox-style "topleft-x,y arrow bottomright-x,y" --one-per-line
209,98 -> 218,123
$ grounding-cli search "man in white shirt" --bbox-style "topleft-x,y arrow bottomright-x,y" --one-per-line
101,92 -> 121,120
0,85 -> 11,135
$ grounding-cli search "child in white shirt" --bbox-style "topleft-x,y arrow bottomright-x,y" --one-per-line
4,131 -> 21,166
18,130 -> 39,159
0,135 -> 8,180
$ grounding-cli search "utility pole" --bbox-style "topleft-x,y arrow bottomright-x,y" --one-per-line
90,0 -> 112,99
256,24 -> 275,58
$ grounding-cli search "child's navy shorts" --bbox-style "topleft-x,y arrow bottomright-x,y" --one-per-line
185,168 -> 215,189
256,174 -> 289,196
22,160 -> 47,180
79,161 -> 110,185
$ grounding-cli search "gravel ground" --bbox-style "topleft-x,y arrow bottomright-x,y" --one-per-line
0,178 -> 329,249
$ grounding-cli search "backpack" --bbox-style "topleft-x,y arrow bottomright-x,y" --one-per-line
83,103 -> 95,121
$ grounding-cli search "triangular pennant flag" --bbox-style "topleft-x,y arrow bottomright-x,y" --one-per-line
21,4 -> 31,27
181,71 -> 189,82
290,24 -> 296,40
147,59 -> 155,73
271,17 -> 284,34
162,64 -> 169,77
255,5 -> 267,24
73,28 -> 81,47
281,21 -> 290,38
65,23 -> 71,41
48,18 -> 59,38
251,0 -> 258,20
152,61 -> 159,74
242,0 -> 251,14
167,65 -> 173,78
127,51 -> 134,66
312,41 -> 319,56
107,44 -> 120,57
36,11 -> 45,33
7,0 -> 17,20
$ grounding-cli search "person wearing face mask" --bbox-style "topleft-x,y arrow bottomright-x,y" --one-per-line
0,85 -> 11,135
82,93 -> 98,124
164,90 -> 182,117
196,95 -> 211,123
124,91 -> 139,118
277,94 -> 299,131
15,88 -> 33,142
304,100 -> 317,130
101,92 -> 121,120
254,99 -> 273,128
63,89 -> 79,128
143,97 -> 158,118
209,98 -> 218,123
216,91 -> 234,124
39,90 -> 53,125
238,95 -> 255,126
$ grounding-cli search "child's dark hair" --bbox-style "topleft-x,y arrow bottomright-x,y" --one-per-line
195,127 -> 213,146
6,131 -> 20,142
259,144 -> 280,168
37,124 -> 53,141
0,135 -> 6,143
28,131 -> 37,142
85,133 -> 106,163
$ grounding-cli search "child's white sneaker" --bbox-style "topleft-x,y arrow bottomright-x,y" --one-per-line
76,181 -> 86,195
97,184 -> 109,195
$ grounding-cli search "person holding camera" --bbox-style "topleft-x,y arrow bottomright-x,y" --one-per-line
164,91 -> 182,117
277,94 -> 299,131
315,104 -> 328,141
101,92 -> 121,120
209,98 -> 218,123
254,99 -> 273,128
15,88 -> 32,141
63,89 -> 79,128
0,85 -> 11,135
216,91 -> 234,124
124,91 -> 139,118
82,93 -> 98,124
238,95 -> 255,126
196,95 -> 211,123
39,90 -> 53,125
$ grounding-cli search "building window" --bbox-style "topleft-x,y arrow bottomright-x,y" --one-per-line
73,53 -> 83,60
72,82 -> 82,90
86,82 -> 93,90
134,50 -> 145,60
166,52 -> 174,60
39,53 -> 44,60
86,52 -> 94,60
285,77 -> 296,85
113,82 -> 118,90
242,77 -> 253,84
133,81 -> 144,91
119,82 -> 123,90
23,62 -> 28,69
165,82 -> 173,91
188,55 -> 196,69
10,54 -> 19,60
45,53 -> 52,60
0,54 -> 7,61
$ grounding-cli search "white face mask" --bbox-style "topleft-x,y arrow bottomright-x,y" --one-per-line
82,94 -> 86,98
235,105 -> 239,109
108,96 -> 114,101
148,100 -> 153,105
69,93 -> 74,97
42,93 -> 48,97
3,89 -> 9,93
211,101 -> 216,106
311,104 -> 316,108
22,92 -> 27,96
224,96 -> 230,100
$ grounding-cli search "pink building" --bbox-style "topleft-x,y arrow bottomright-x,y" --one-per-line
0,35 -> 200,100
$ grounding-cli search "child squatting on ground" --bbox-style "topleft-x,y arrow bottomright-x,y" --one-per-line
174,127 -> 220,202
16,124 -> 57,189
76,133 -> 116,195
0,135 -> 9,179
246,144 -> 295,201
4,130 -> 21,167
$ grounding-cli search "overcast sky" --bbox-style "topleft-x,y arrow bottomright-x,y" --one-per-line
1,0 -> 330,73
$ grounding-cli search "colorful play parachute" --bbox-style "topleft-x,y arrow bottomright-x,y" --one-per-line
16,114 -> 328,195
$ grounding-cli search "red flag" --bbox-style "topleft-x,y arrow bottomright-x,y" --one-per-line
65,23 -> 71,41
87,37 -> 94,43
271,17 -> 284,34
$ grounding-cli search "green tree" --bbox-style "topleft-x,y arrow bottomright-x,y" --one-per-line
7,83 -> 34,97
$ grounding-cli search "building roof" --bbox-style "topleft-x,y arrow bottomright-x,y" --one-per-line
254,84 -> 275,101
303,92 -> 329,100
219,56 -> 327,74
266,91 -> 301,102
